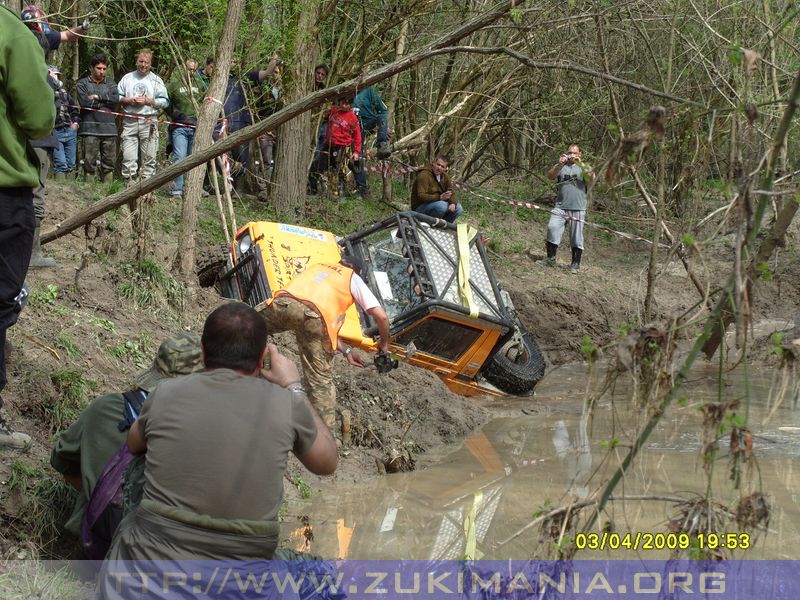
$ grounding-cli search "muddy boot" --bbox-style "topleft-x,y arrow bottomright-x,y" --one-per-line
0,412 -> 31,451
537,241 -> 558,267
29,223 -> 56,269
570,247 -> 583,274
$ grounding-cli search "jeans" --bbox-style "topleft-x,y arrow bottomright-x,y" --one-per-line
414,200 -> 464,223
53,127 -> 77,173
354,114 -> 388,191
171,126 -> 195,194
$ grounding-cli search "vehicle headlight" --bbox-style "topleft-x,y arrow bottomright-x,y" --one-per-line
238,233 -> 252,254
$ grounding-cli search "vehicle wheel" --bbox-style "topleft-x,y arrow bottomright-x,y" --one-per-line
482,331 -> 546,395
195,245 -> 228,288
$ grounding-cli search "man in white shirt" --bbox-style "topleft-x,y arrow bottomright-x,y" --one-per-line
117,49 -> 169,182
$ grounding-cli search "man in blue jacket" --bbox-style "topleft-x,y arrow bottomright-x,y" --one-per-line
353,85 -> 391,198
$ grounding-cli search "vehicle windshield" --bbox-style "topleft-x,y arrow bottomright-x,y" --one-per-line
361,227 -> 423,321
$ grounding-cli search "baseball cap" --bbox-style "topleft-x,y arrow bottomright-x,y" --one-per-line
134,332 -> 203,392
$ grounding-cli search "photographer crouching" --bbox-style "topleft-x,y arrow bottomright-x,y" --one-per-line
541,143 -> 594,273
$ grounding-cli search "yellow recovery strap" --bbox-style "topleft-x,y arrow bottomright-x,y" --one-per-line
456,222 -> 479,318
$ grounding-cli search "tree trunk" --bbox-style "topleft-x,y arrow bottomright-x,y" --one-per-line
172,0 -> 245,276
383,18 -> 409,202
272,0 -> 321,219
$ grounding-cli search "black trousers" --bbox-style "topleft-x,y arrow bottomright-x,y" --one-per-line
0,188 -> 35,403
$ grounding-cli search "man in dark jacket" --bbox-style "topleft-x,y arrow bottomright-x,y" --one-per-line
50,66 -> 79,179
411,155 -> 463,223
76,54 -> 120,183
0,4 -> 55,449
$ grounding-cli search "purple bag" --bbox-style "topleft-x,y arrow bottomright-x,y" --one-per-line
79,442 -> 134,560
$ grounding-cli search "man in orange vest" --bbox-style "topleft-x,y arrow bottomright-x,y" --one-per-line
261,255 -> 390,429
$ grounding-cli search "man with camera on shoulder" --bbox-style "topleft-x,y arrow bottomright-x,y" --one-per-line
541,143 -> 594,273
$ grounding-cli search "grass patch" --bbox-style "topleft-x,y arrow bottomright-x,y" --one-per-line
48,369 -> 95,432
28,284 -> 58,309
292,476 -> 313,499
54,333 -> 80,359
116,260 -> 185,313
110,334 -> 154,369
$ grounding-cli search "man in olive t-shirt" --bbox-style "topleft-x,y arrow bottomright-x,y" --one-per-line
103,303 -> 337,563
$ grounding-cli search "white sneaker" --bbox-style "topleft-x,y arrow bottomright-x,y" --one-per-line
0,415 -> 31,451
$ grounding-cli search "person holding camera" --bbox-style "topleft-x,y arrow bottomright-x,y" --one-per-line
542,143 -> 594,273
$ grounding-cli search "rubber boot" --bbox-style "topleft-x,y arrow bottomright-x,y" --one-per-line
570,247 -> 583,274
537,241 -> 558,267
29,223 -> 56,269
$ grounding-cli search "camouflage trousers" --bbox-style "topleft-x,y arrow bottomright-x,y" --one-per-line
260,297 -> 336,428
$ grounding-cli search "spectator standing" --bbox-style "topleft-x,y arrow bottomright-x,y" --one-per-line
314,63 -> 329,91
117,49 -> 168,183
49,66 -> 79,179
166,59 -> 206,197
217,68 -> 253,195
0,4 -> 55,449
98,303 -> 337,565
246,58 -> 283,202
318,96 -> 362,199
411,155 -> 463,223
76,54 -> 119,183
352,86 -> 391,198
543,143 -> 594,273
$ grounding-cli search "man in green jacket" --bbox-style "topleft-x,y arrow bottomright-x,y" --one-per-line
166,58 -> 206,197
0,5 -> 56,450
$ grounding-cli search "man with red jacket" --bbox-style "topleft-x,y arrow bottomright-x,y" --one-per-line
318,95 -> 362,199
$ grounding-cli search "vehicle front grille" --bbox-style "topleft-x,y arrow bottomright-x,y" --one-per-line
235,245 -> 271,306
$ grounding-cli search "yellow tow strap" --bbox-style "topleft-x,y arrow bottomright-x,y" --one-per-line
463,490 -> 483,560
457,223 -> 479,318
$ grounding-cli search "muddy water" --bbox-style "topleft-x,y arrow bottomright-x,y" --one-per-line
285,361 -> 800,560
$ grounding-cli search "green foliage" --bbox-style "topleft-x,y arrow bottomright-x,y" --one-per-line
681,233 -> 695,247
49,369 -> 95,431
110,334 -> 154,369
580,335 -> 598,362
768,332 -> 784,359
533,499 -> 552,519
90,317 -> 116,333
599,437 -> 620,450
292,476 -> 313,499
756,262 -> 773,281
117,261 -> 185,312
29,284 -> 59,308
55,333 -> 80,359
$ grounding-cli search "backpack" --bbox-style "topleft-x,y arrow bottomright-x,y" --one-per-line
79,390 -> 146,559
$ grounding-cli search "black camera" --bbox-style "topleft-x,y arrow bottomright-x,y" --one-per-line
374,352 -> 398,374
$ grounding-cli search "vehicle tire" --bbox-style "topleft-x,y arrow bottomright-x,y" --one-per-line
195,245 -> 228,288
482,331 -> 546,395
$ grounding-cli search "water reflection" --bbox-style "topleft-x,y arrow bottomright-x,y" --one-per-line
285,362 -> 800,560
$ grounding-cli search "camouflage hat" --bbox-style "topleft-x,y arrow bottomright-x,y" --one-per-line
134,332 -> 203,392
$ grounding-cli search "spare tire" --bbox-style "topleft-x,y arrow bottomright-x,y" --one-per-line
195,244 -> 228,288
482,331 -> 546,395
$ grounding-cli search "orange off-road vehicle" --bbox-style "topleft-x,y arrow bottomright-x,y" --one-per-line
198,212 -> 545,396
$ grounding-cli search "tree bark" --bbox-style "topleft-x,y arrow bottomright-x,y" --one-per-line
171,0 -> 245,276
42,0 -> 521,245
273,0 -> 321,219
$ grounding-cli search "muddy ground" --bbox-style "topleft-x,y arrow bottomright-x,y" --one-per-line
1,180 -> 798,559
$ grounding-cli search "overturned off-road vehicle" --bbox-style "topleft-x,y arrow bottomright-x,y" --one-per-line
197,212 -> 545,396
